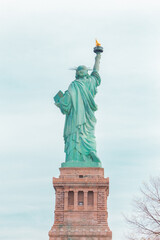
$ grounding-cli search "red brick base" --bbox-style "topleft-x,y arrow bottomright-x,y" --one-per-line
48,168 -> 112,239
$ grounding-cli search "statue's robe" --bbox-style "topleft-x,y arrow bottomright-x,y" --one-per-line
57,71 -> 101,163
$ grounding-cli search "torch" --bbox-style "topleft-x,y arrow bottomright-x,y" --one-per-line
93,40 -> 103,54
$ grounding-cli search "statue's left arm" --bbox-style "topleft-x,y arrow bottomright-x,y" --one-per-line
54,90 -> 72,115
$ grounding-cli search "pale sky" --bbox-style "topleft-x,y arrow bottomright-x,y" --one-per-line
0,0 -> 160,239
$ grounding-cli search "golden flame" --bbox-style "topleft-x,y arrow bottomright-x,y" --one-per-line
96,39 -> 101,46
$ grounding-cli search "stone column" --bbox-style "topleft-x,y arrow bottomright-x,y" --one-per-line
74,190 -> 78,210
84,190 -> 88,210
64,190 -> 68,211
94,189 -> 98,211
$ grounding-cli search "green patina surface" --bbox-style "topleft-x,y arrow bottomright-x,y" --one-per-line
54,51 -> 102,168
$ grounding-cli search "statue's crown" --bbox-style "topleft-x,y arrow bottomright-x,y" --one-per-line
70,65 -> 92,71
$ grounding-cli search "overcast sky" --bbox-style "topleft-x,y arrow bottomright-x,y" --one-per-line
0,0 -> 160,239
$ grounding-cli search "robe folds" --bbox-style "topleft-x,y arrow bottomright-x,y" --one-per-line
57,71 -> 101,163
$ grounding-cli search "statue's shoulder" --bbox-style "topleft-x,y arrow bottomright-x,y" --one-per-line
69,80 -> 76,88
68,80 -> 77,93
91,70 -> 100,79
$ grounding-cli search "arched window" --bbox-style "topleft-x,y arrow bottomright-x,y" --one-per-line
78,191 -> 84,205
68,191 -> 74,206
88,191 -> 94,205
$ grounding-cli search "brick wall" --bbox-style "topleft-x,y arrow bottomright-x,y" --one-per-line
49,168 -> 112,239
97,190 -> 107,224
97,191 -> 106,211
54,189 -> 64,224
55,189 -> 64,210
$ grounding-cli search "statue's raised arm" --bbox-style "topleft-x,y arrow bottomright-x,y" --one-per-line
93,39 -> 103,72
54,41 -> 103,168
93,53 -> 101,72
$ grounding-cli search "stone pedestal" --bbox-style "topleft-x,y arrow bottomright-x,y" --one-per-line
48,168 -> 112,240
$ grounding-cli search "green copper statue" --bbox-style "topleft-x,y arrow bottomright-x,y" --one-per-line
54,41 -> 103,168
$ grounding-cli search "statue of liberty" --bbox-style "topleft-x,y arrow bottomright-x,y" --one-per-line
54,41 -> 103,168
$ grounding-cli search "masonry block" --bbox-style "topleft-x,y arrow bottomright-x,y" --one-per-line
48,168 -> 112,240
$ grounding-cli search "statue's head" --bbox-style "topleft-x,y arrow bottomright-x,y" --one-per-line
76,65 -> 89,79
